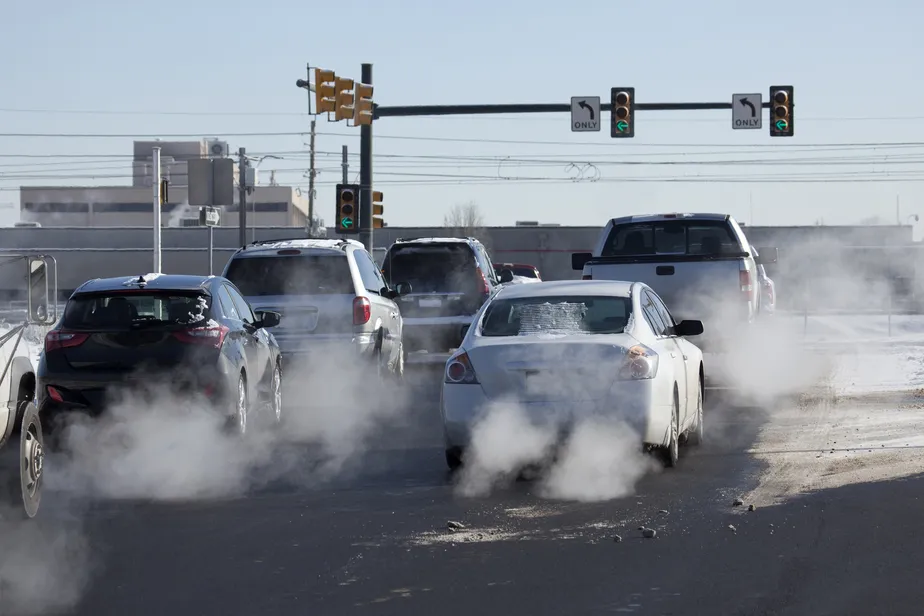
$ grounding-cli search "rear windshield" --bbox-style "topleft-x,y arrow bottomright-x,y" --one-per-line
601,220 -> 743,257
62,292 -> 210,330
480,295 -> 631,337
224,255 -> 354,296
382,244 -> 481,293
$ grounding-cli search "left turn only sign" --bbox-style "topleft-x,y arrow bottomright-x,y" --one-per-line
571,96 -> 601,132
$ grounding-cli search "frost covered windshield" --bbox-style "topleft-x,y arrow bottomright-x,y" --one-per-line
480,295 -> 631,337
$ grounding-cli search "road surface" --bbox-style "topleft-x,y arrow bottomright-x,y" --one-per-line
7,365 -> 924,616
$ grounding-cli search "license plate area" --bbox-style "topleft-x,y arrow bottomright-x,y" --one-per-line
418,298 -> 443,308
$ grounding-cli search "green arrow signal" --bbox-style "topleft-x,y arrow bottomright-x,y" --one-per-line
341,217 -> 354,228
775,119 -> 788,131
616,120 -> 629,132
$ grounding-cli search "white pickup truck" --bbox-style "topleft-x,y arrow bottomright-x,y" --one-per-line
0,255 -> 57,519
572,213 -> 777,353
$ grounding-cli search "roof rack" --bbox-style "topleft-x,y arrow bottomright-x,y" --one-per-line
246,236 -> 312,247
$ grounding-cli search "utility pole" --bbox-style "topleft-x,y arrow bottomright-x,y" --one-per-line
238,147 -> 247,247
359,63 -> 373,252
152,147 -> 162,273
307,119 -> 317,231
342,145 -> 349,183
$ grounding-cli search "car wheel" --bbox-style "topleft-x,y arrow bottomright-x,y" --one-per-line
229,374 -> 248,436
2,401 -> 44,519
659,393 -> 680,468
445,448 -> 463,472
268,363 -> 282,425
687,380 -> 704,446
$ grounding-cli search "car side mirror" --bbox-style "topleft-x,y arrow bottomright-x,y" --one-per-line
256,310 -> 281,329
395,281 -> 412,296
572,252 -> 592,271
674,320 -> 704,337
498,269 -> 514,284
755,247 -> 778,264
27,256 -> 56,324
460,324 -> 470,339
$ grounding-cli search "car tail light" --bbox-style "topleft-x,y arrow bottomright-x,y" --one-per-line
172,324 -> 229,348
478,270 -> 490,295
46,386 -> 64,402
45,330 -> 90,353
618,344 -> 660,380
740,269 -> 753,301
445,351 -> 479,384
353,296 -> 371,325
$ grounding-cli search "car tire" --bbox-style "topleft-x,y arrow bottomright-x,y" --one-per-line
659,393 -> 680,468
445,448 -> 463,472
1,401 -> 44,519
228,373 -> 248,436
268,363 -> 282,426
687,380 -> 705,446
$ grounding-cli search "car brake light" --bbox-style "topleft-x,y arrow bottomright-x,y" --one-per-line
479,270 -> 490,295
740,269 -> 753,301
172,325 -> 229,348
353,296 -> 371,325
46,386 -> 64,402
445,351 -> 479,384
45,330 -> 90,353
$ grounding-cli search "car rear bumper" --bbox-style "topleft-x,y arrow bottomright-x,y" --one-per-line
402,316 -> 474,353
274,331 -> 378,360
440,379 -> 672,451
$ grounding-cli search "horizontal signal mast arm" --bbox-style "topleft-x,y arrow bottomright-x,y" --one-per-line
374,101 -> 773,118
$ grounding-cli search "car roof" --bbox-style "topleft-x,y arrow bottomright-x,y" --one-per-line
392,237 -> 479,245
233,238 -> 362,257
610,212 -> 729,225
495,279 -> 635,300
74,273 -> 215,294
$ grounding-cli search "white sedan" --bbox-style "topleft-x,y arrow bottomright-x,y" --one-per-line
440,279 -> 706,470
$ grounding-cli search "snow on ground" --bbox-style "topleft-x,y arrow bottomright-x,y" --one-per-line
738,313 -> 924,507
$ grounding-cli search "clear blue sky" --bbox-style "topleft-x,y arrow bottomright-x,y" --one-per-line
1,0 -> 923,228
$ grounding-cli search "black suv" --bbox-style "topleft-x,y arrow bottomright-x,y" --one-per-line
38,274 -> 283,438
381,237 -> 503,357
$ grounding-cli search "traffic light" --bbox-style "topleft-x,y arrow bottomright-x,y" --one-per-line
333,77 -> 355,122
769,85 -> 794,137
611,87 -> 635,138
314,69 -> 336,115
335,183 -> 360,234
371,190 -> 385,228
353,83 -> 374,126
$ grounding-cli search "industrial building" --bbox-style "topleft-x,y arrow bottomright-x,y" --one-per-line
19,139 -> 312,228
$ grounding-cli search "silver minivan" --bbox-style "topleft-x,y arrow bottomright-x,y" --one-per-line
222,238 -> 406,378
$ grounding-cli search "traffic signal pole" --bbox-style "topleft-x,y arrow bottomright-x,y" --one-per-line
374,101 -> 772,118
359,63 -> 374,252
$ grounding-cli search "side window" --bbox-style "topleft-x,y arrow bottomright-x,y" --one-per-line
353,250 -> 384,294
640,291 -> 667,337
648,291 -> 677,332
474,245 -> 496,283
218,286 -> 241,321
227,285 -> 256,325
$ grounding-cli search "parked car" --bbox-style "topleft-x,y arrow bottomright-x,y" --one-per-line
38,273 -> 283,439
222,238 -> 406,378
440,279 -> 705,471
381,237 -> 502,358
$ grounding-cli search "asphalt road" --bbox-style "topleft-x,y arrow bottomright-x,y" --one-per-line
7,366 -> 924,616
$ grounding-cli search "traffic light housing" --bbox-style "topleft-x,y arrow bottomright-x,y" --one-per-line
335,183 -> 360,234
353,83 -> 374,126
611,87 -> 635,138
314,69 -> 336,115
769,86 -> 794,137
371,190 -> 384,228
334,77 -> 355,122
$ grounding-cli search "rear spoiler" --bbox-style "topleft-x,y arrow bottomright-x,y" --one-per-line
572,252 -> 749,270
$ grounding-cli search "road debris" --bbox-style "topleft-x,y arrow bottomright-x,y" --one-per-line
641,528 -> 656,539
447,521 -> 465,531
